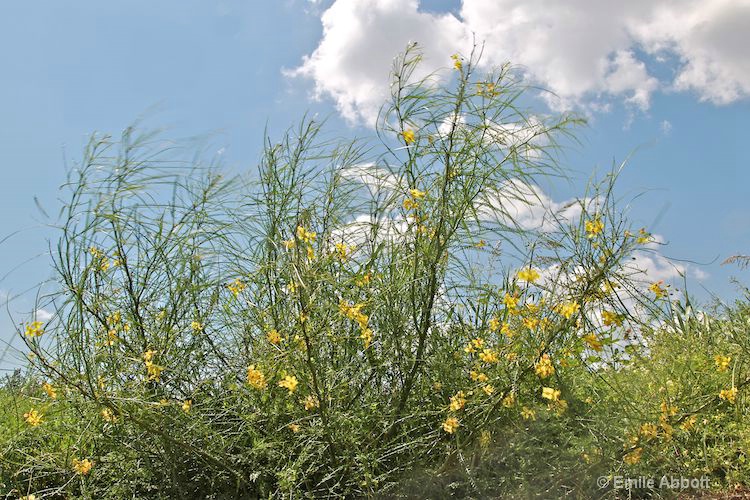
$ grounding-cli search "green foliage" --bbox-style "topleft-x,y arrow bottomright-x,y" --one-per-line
2,45 -> 749,499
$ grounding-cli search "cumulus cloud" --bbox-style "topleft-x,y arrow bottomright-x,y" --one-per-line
289,0 -> 749,125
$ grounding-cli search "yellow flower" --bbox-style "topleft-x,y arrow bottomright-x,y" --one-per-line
585,217 -> 604,238
503,293 -> 519,311
304,395 -> 320,411
502,393 -> 516,408
42,382 -> 57,399
601,310 -> 623,327
556,301 -> 580,320
246,365 -> 267,389
335,242 -> 351,260
355,273 -> 371,287
649,281 -> 667,299
72,457 -> 93,475
449,391 -> 467,412
582,334 -> 603,352
535,354 -> 555,378
719,386 -> 738,404
521,406 -> 536,420
475,240 -> 486,249
409,188 -> 426,199
402,129 -> 416,144
470,371 -> 489,383
517,267 -> 540,283
482,384 -> 495,396
24,409 -> 43,426
640,423 -> 658,440
501,322 -> 514,337
714,354 -> 731,373
479,349 -> 499,364
24,321 -> 44,338
450,53 -> 462,71
267,329 -> 283,345
403,197 -> 419,210
488,317 -> 500,332
288,423 -> 301,433
278,375 -> 299,394
360,327 -> 374,348
636,228 -> 651,244
101,408 -> 117,422
20,495 -> 36,500
190,321 -> 204,332
541,387 -> 561,401
145,362 -> 164,382
228,278 -> 246,297
296,225 -> 317,244
181,400 -> 192,413
442,416 -> 460,434
680,415 -> 697,432
522,317 -> 539,330
623,447 -> 643,465
282,239 -> 296,250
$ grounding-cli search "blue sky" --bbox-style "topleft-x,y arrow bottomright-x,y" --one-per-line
1,0 -> 748,368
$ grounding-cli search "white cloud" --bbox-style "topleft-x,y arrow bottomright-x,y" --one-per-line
35,309 -> 54,322
290,0 -> 749,125
477,179 -> 588,232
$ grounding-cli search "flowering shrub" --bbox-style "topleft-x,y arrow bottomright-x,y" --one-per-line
3,46 -> 746,498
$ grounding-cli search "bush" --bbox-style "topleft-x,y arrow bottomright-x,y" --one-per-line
3,46 -> 747,498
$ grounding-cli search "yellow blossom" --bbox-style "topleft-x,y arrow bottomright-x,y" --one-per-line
42,382 -> 57,399
181,400 -> 192,413
402,129 -> 416,144
583,334 -> 603,352
482,384 -> 495,396
522,317 -> 539,330
680,415 -> 697,432
601,310 -> 624,327
517,267 -> 540,283
24,321 -> 44,338
409,188 -> 426,199
502,393 -> 516,407
304,395 -> 320,411
449,391 -> 467,411
715,354 -> 731,372
470,371 -> 489,383
623,447 -> 643,465
636,228 -> 651,244
190,321 -> 204,332
101,408 -> 117,422
640,423 -> 658,440
246,365 -> 267,389
451,53 -> 462,70
556,301 -> 580,319
267,329 -> 282,345
719,386 -> 738,404
282,239 -> 296,250
585,217 -> 604,238
535,354 -> 555,378
541,387 -> 561,401
24,409 -> 43,426
442,416 -> 460,434
288,423 -> 301,433
503,293 -> 519,311
479,349 -> 499,364
228,278 -> 246,297
334,242 -> 351,260
521,406 -> 536,420
279,375 -> 299,393
72,458 -> 93,475
360,327 -> 374,348
296,225 -> 316,244
649,281 -> 667,299
488,317 -> 500,332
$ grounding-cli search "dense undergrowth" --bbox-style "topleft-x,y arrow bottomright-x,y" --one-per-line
1,47 -> 748,499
